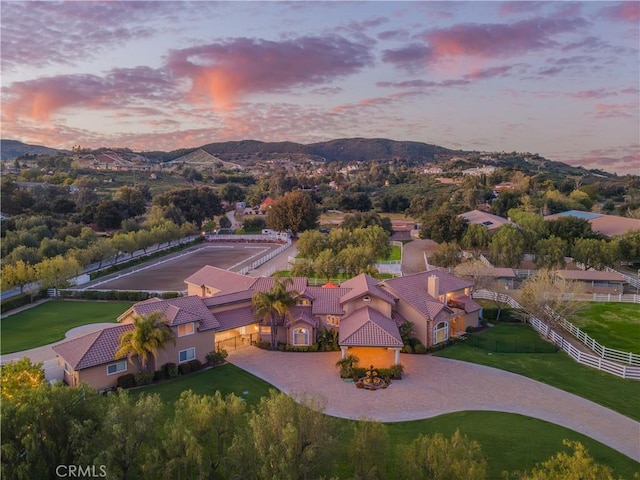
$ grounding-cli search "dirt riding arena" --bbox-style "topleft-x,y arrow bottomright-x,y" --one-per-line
83,243 -> 282,292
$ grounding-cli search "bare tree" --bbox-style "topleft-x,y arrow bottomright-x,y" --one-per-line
516,269 -> 586,334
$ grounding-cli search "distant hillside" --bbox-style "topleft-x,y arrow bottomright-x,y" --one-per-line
195,137 -> 455,164
0,139 -> 65,160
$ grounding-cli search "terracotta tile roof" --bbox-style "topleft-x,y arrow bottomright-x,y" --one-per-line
286,306 -> 318,328
250,277 -> 308,295
381,271 -> 472,319
339,274 -> 396,305
307,287 -> 349,315
132,296 -> 220,330
203,290 -> 254,307
184,265 -> 256,293
322,282 -> 338,288
557,270 -> 625,282
450,295 -> 482,313
214,306 -> 256,330
339,306 -> 403,347
52,324 -> 135,370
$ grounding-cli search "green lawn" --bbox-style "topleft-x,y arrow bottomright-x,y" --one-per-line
435,325 -> 640,421
132,363 -> 639,478
570,302 -> 640,354
383,411 -> 639,480
132,363 -> 274,409
383,245 -> 402,261
1,300 -> 132,354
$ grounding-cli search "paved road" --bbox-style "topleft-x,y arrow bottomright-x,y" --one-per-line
227,347 -> 640,462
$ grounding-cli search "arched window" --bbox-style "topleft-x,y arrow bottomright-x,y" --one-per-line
434,321 -> 449,345
293,328 -> 309,346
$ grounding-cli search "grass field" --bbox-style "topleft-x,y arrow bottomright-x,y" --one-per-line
571,302 -> 640,354
1,300 -> 132,354
133,363 -> 639,479
435,324 -> 640,421
385,245 -> 402,261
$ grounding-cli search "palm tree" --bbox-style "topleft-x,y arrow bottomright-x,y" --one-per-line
252,278 -> 299,350
115,312 -> 176,372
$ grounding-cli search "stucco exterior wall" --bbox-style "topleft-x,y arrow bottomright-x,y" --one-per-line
393,302 -> 429,346
153,329 -> 217,369
78,362 -> 132,391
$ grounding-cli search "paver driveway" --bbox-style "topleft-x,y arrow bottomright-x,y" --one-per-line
228,347 -> 640,462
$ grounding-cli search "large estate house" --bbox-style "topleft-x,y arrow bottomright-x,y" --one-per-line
53,267 -> 481,390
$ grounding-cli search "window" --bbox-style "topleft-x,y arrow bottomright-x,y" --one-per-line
297,299 -> 310,306
326,315 -> 340,326
292,328 -> 309,346
107,360 -> 127,375
434,321 -> 449,345
178,322 -> 194,337
64,362 -> 72,374
261,326 -> 271,334
362,295 -> 371,303
179,348 -> 195,363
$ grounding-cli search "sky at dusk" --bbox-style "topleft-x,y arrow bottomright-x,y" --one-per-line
1,1 -> 639,175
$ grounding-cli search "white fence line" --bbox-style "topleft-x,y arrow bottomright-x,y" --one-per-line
206,234 -> 287,243
472,289 -> 640,379
250,240 -> 292,270
606,266 -> 640,289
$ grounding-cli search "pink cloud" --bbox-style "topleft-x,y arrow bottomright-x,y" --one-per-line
598,2 -> 640,23
166,36 -> 372,109
499,2 -> 545,17
425,17 -> 587,59
567,89 -> 616,100
2,67 -> 177,121
591,103 -> 637,119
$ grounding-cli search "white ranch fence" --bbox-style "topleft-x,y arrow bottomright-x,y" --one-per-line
472,290 -> 640,380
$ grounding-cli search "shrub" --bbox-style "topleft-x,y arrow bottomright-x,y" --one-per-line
134,371 -> 154,386
414,344 -> 427,354
161,362 -> 178,379
277,343 -> 286,352
0,290 -> 47,313
255,339 -> 271,350
389,364 -> 404,380
206,349 -> 227,365
153,370 -> 163,382
188,359 -> 202,371
117,373 -> 136,389
351,366 -> 367,381
178,363 -> 192,375
377,367 -> 392,383
401,345 -> 413,354
160,292 -> 182,299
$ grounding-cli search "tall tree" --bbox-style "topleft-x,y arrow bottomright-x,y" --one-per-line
252,279 -> 299,349
266,190 -> 319,236
489,225 -> 525,268
615,229 -> 640,265
160,391 -> 246,480
228,391 -> 336,480
297,230 -> 328,259
571,238 -> 618,270
35,255 -> 80,289
429,242 -> 462,268
535,236 -> 568,270
517,270 -> 586,334
314,249 -> 340,280
115,312 -> 175,372
349,421 -> 390,480
400,429 -> 487,480
517,440 -> 615,480
419,206 -> 468,244
461,224 -> 490,257
0,357 -> 46,401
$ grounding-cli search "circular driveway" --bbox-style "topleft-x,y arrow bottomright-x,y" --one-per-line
228,348 -> 640,462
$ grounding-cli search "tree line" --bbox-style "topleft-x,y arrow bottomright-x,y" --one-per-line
1,359 -> 621,480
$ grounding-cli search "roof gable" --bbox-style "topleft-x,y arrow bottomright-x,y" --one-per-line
132,295 -> 220,330
339,306 -> 403,347
184,265 -> 256,293
52,324 -> 135,370
339,274 -> 395,305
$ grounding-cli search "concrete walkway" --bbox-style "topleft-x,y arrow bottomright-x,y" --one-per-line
227,347 -> 640,462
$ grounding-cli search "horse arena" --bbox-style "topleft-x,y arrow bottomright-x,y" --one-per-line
83,241 -> 284,292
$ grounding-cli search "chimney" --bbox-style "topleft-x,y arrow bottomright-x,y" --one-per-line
427,275 -> 439,299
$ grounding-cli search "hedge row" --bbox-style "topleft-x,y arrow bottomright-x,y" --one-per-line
57,290 -> 183,301
116,359 -> 204,390
0,290 -> 47,314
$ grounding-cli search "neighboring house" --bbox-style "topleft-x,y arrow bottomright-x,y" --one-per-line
556,269 -> 626,294
459,209 -> 512,232
462,165 -> 497,176
53,267 -> 481,390
259,197 -> 275,213
544,210 -> 640,238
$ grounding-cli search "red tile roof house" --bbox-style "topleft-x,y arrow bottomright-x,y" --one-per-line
52,267 -> 481,391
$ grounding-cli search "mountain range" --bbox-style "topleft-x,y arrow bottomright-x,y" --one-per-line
1,138 -> 615,178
